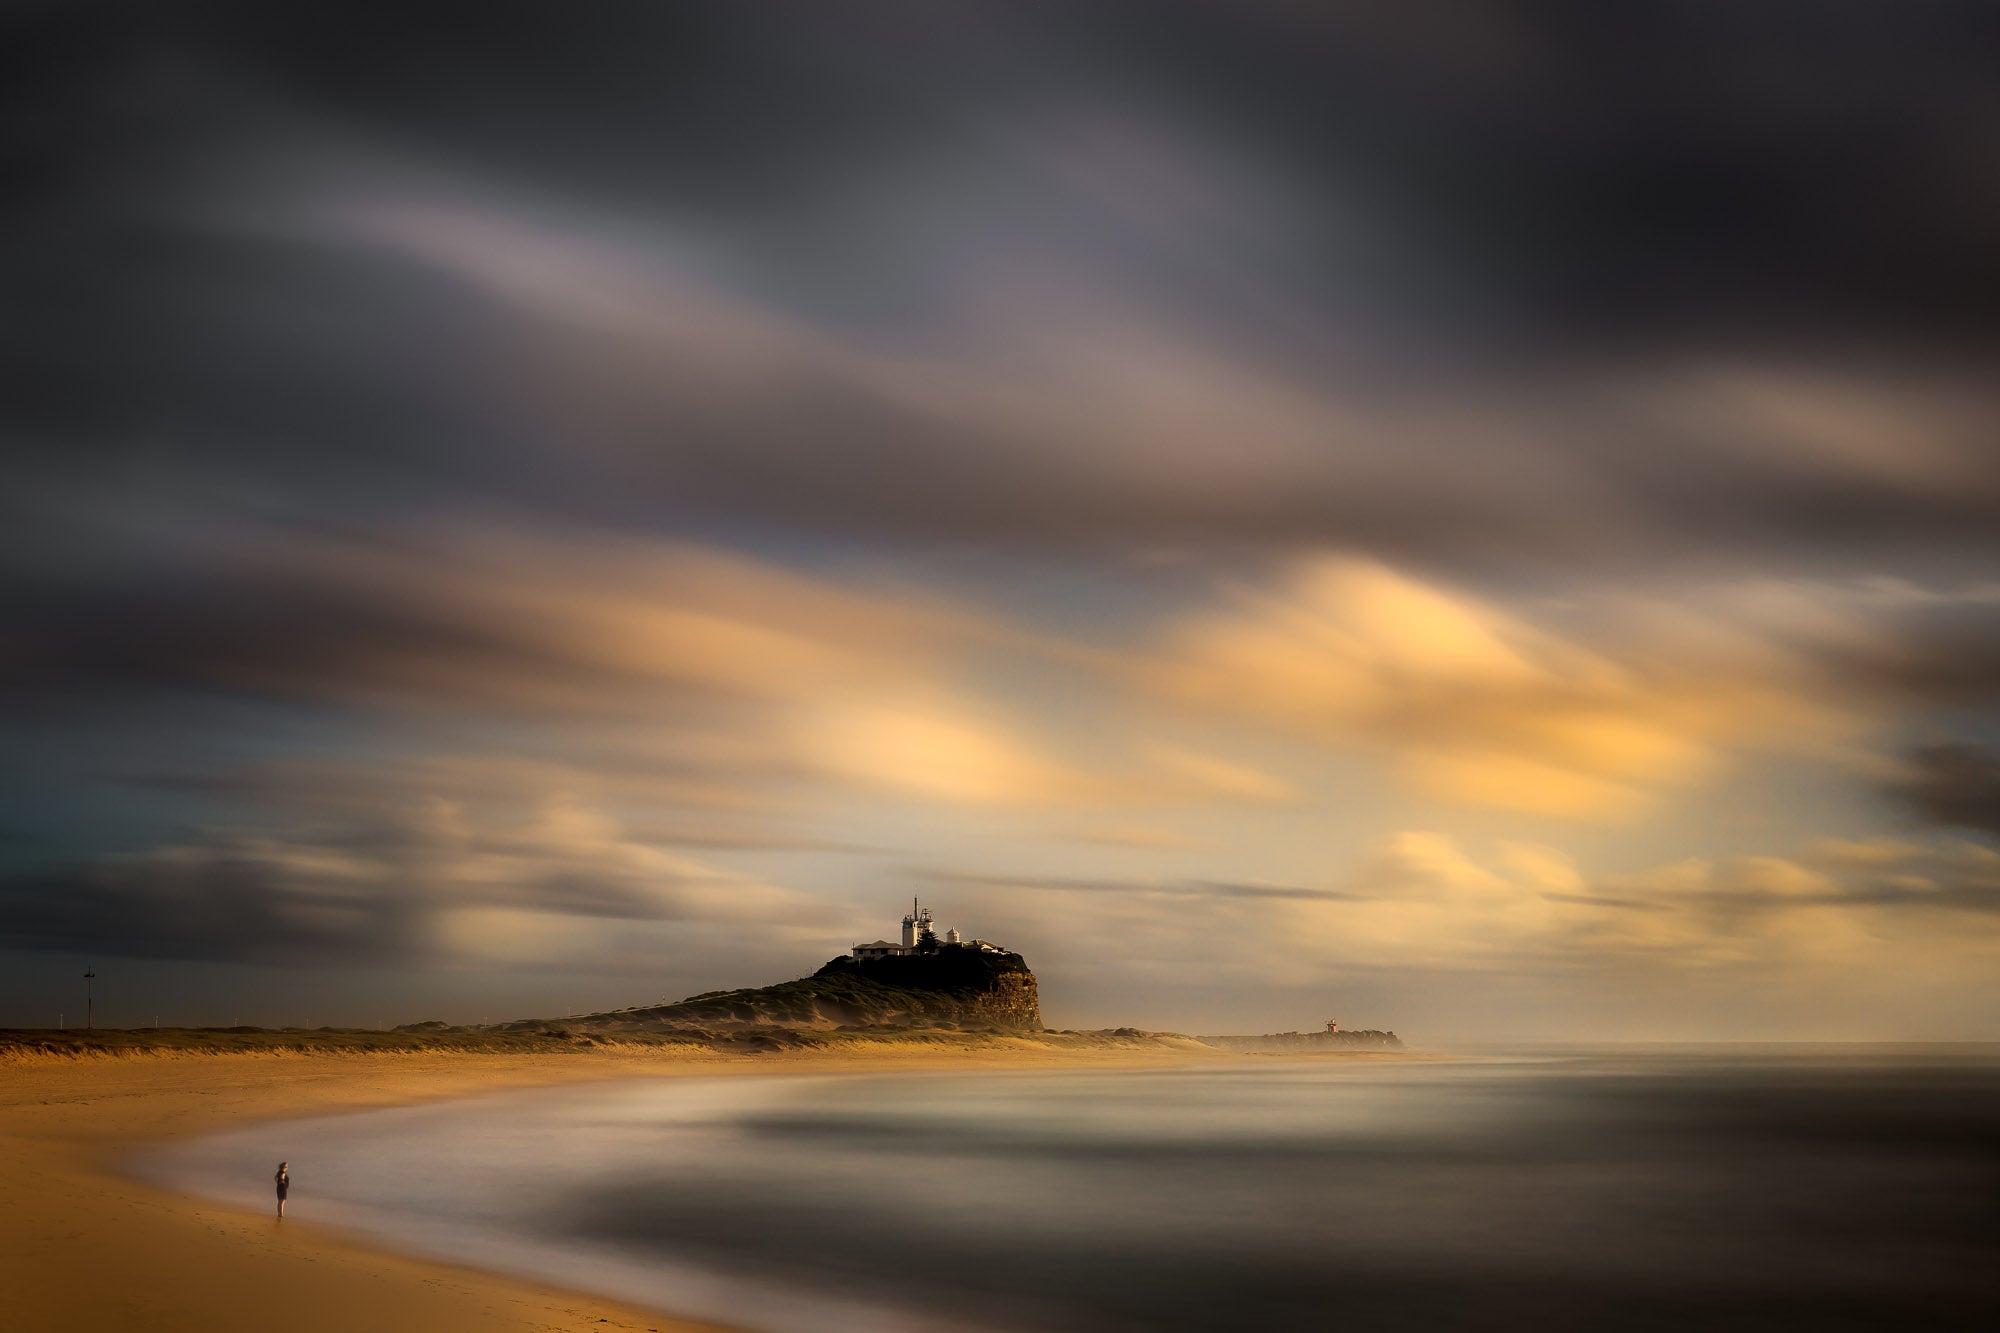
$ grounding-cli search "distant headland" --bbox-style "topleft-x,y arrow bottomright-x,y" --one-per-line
1200,1022 -> 1404,1053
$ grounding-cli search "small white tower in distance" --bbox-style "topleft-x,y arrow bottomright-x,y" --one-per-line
945,927 -> 962,945
902,898 -> 920,950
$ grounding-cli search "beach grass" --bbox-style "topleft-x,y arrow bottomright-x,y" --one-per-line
0,1022 -> 1213,1062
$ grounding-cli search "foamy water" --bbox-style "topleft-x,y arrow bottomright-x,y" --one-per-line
137,1050 -> 2000,1331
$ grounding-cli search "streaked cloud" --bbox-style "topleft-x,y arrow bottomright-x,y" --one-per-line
913,831 -> 2000,1034
1137,557 -> 1850,820
4,787 -> 839,971
1890,745 -> 2000,837
2,1 -> 1997,1034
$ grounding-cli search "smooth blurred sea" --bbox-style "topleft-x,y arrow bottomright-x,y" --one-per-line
139,1049 -> 2000,1332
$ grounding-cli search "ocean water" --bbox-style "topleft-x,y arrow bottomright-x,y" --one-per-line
138,1050 -> 2000,1332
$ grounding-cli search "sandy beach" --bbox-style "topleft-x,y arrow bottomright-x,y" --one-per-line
0,1043 -> 1225,1332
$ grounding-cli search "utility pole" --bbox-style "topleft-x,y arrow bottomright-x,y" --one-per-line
84,968 -> 96,1030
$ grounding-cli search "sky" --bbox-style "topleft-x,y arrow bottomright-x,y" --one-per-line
4,0 -> 1999,1040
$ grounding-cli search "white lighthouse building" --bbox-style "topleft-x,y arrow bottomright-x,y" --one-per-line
850,900 -> 1007,961
901,899 -> 933,949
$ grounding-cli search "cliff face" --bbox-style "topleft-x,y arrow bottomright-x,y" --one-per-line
595,947 -> 1042,1032
968,968 -> 1042,1030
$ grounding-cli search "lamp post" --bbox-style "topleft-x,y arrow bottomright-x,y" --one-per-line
84,968 -> 96,1030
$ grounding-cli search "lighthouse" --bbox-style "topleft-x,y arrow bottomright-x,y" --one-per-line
901,899 -> 937,950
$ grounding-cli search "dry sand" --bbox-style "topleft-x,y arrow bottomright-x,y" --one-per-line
0,1042 -> 1229,1332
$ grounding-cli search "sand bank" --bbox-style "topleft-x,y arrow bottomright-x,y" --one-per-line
0,1042 -> 1228,1332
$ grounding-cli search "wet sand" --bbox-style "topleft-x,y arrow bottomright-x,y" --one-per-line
0,1043 -> 1232,1332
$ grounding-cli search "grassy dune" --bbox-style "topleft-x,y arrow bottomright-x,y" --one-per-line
0,1022 -> 1212,1062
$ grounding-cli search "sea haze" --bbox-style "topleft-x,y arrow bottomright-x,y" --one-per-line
139,1052 -> 2000,1332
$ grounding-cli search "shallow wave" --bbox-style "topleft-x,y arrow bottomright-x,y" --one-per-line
140,1051 -> 2000,1332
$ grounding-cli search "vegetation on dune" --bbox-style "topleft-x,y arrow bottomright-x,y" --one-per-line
0,1022 -> 1207,1061
0,1026 -> 701,1059
0,953 -> 1402,1061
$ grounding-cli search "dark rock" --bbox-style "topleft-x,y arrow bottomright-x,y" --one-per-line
592,945 -> 1042,1032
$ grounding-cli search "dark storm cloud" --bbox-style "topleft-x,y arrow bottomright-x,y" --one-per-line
4,1 -> 1999,567
1819,596 -> 2000,707
1892,745 -> 2000,838
0,794 -> 826,965
1740,580 -> 2000,709
3,847 -> 428,965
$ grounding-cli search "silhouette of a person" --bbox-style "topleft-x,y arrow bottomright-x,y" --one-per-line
274,1161 -> 290,1218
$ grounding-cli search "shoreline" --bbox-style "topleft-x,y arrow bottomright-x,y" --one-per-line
2,1041 -> 1278,1332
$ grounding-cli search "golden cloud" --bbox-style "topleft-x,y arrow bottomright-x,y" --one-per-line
1139,556 -> 1854,820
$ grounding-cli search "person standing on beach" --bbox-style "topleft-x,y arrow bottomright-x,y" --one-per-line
274,1161 -> 289,1218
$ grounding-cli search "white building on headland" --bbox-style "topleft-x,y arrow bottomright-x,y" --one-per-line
851,899 -> 1009,960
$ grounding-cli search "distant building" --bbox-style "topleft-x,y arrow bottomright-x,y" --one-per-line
852,899 -> 1009,960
